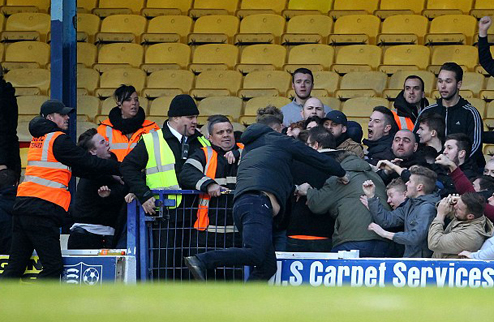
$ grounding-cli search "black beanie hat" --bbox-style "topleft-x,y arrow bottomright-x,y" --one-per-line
167,94 -> 199,117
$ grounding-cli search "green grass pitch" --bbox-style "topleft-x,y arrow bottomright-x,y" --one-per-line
0,282 -> 492,321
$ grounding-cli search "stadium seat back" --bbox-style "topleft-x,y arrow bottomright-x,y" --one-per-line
77,42 -> 98,68
332,0 -> 379,13
287,44 -> 334,68
382,45 -> 430,70
285,15 -> 333,38
5,41 -> 50,67
98,0 -> 145,13
243,70 -> 291,92
240,44 -> 286,69
98,43 -> 144,67
240,0 -> 286,14
194,70 -> 243,93
144,43 -> 191,68
77,67 -> 100,95
340,71 -> 388,93
99,68 -> 147,93
193,15 -> 239,38
335,45 -> 382,69
239,14 -> 285,37
100,14 -> 147,36
287,0 -> 333,13
147,15 -> 193,37
198,96 -> 243,120
430,45 -> 478,70
193,0 -> 239,14
146,69 -> 195,92
191,44 -> 238,69
342,97 -> 390,117
243,96 -> 291,115
4,68 -> 50,94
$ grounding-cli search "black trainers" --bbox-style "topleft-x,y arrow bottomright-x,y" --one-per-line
184,256 -> 206,281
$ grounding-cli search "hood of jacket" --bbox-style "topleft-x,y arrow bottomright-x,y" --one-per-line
409,192 -> 441,207
240,123 -> 274,145
394,90 -> 429,122
28,116 -> 61,138
451,215 -> 494,239
108,106 -> 146,135
340,153 -> 371,172
363,132 -> 394,153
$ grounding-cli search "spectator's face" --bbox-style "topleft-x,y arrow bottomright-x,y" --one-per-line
453,198 -> 469,221
90,133 -> 111,159
48,113 -> 69,131
416,122 -> 433,144
292,73 -> 313,100
172,115 -> 198,137
404,78 -> 425,105
306,121 -> 318,130
301,98 -> 324,120
367,111 -> 389,141
437,70 -> 461,101
208,122 -> 235,151
119,92 -> 139,119
405,174 -> 420,198
325,120 -> 346,139
484,161 -> 494,177
442,139 -> 460,165
387,187 -> 407,210
392,130 -> 417,159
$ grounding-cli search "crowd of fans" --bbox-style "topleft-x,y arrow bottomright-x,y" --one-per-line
5,19 -> 494,280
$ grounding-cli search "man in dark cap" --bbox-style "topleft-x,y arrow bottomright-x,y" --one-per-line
121,94 -> 210,215
324,110 -> 364,158
2,100 -> 120,280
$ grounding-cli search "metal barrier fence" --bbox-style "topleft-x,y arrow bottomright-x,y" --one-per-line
127,190 -> 244,282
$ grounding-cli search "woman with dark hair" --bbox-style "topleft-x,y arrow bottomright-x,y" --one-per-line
97,85 -> 159,161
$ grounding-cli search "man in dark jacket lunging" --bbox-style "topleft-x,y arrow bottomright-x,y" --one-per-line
185,123 -> 347,281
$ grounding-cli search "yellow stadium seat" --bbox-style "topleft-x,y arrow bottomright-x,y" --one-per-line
378,45 -> 430,74
471,0 -> 494,18
429,45 -> 478,74
189,44 -> 238,73
331,0 -> 379,19
335,71 -> 388,99
342,97 -> 390,118
191,70 -> 243,99
77,67 -> 100,95
313,71 -> 340,96
190,0 -> 240,18
142,15 -> 193,44
3,12 -> 50,42
332,45 -> 382,74
459,72 -> 485,97
235,14 -> 285,45
95,68 -> 147,98
100,96 -> 149,116
4,41 -> 50,70
17,95 -> 50,115
236,44 -> 286,74
94,43 -> 144,73
0,14 -> 5,33
96,14 -> 147,44
142,0 -> 193,17
320,97 -> 341,111
198,96 -> 243,121
239,70 -> 291,99
77,42 -> 97,68
377,15 -> 429,46
4,68 -> 50,96
237,0 -> 287,17
284,44 -> 334,73
423,0 -> 474,18
76,13 -> 100,43
467,98 -> 486,118
282,15 -> 333,45
283,0 -> 332,18
95,0 -> 145,17
143,69 -> 194,98
425,15 -> 477,46
243,96 -> 291,115
77,95 -> 100,121
189,15 -> 239,45
330,15 -> 381,45
3,0 -> 50,14
0,43 -> 5,61
384,70 -> 436,97
480,77 -> 494,100
141,43 -> 191,73
77,0 -> 98,12
375,0 -> 426,19
148,96 -> 174,116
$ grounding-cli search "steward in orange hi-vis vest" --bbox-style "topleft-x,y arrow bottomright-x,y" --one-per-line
3,100 -> 121,280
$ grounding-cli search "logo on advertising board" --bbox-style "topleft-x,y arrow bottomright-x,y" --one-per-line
62,262 -> 103,285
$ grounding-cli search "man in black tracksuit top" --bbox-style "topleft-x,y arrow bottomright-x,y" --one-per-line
185,123 -> 347,281
413,62 -> 484,170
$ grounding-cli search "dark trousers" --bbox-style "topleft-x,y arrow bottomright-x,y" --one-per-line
331,240 -> 390,258
197,192 -> 277,281
67,227 -> 114,250
2,215 -> 63,280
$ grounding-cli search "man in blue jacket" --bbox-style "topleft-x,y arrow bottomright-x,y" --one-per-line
185,123 -> 347,281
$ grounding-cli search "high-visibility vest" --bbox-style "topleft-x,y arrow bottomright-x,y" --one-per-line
97,119 -> 159,161
17,131 -> 72,211
391,110 -> 414,131
194,143 -> 243,231
142,129 -> 210,209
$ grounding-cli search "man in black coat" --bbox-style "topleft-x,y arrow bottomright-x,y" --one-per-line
0,70 -> 21,181
185,123 -> 347,281
363,106 -> 399,165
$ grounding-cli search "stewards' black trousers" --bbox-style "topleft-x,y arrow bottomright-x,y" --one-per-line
197,192 -> 277,281
2,215 -> 63,280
